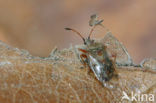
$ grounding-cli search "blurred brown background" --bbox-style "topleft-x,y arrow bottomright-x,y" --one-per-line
0,0 -> 155,63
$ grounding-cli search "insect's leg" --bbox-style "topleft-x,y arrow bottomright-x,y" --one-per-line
111,53 -> 118,78
80,54 -> 92,74
87,66 -> 93,75
80,54 -> 88,68
102,81 -> 114,89
78,48 -> 88,65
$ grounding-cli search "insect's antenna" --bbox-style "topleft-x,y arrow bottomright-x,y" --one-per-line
65,28 -> 85,43
88,26 -> 96,39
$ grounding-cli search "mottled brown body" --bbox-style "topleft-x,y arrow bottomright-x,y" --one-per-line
77,40 -> 118,82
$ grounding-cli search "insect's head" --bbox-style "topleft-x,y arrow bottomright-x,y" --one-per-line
64,27 -> 95,46
84,37 -> 95,45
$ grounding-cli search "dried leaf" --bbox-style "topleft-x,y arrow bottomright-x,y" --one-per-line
0,39 -> 155,103
100,32 -> 133,66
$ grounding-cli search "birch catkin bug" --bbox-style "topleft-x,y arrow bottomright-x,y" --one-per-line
65,14 -> 118,88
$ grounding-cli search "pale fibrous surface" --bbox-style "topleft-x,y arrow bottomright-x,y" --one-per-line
0,33 -> 156,103
141,58 -> 156,70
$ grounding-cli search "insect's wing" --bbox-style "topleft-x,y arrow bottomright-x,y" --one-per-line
88,55 -> 103,82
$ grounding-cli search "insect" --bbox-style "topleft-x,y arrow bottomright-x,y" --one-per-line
65,15 -> 118,87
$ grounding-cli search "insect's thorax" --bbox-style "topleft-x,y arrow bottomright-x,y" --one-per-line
86,41 -> 109,62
